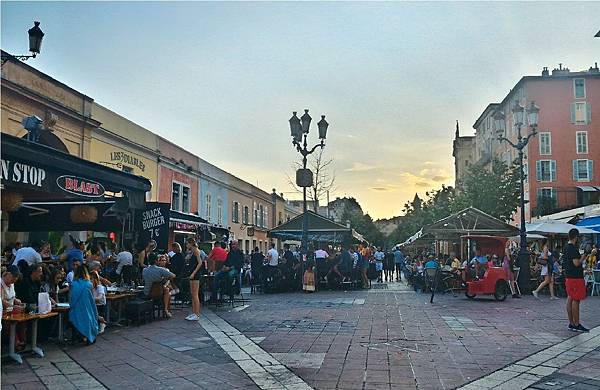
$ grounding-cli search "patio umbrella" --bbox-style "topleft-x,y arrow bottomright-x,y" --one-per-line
526,219 -> 598,235
508,233 -> 547,242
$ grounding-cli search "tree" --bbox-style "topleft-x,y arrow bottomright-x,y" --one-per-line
454,159 -> 520,221
287,148 -> 336,211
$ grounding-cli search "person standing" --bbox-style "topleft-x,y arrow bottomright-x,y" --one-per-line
373,247 -> 385,283
183,238 -> 203,321
266,243 -> 279,281
533,241 -> 558,300
250,247 -> 265,288
12,243 -> 43,267
394,247 -> 405,282
564,228 -> 595,332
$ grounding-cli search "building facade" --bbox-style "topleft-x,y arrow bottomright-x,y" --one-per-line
471,63 -> 600,222
89,103 -> 159,201
452,121 -> 475,193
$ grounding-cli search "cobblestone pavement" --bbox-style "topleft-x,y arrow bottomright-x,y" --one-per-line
2,282 -> 600,389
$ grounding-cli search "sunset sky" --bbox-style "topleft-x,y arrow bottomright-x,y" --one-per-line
2,2 -> 599,219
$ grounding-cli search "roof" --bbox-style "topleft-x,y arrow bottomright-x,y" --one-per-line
268,210 -> 364,243
422,207 -> 519,239
473,103 -> 500,129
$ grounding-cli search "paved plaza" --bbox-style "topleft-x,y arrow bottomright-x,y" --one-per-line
2,283 -> 600,390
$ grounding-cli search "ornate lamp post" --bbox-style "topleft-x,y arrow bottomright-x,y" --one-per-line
494,101 -> 539,294
1,22 -> 45,65
289,109 -> 329,262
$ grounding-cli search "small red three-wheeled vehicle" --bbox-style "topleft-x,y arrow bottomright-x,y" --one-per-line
462,235 -> 509,301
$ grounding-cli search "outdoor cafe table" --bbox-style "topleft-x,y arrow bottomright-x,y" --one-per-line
1,311 -> 58,364
52,304 -> 70,343
105,292 -> 137,325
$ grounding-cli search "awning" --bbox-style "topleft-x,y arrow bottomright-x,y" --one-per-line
526,219 -> 598,235
577,216 -> 600,232
422,207 -> 519,239
577,186 -> 600,192
268,210 -> 366,243
1,134 -> 151,205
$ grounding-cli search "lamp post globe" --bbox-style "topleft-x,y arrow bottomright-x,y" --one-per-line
300,109 -> 312,134
493,110 -> 506,138
317,115 -> 329,140
512,101 -> 525,127
28,21 -> 44,56
289,111 -> 302,142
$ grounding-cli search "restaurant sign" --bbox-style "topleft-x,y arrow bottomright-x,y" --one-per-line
56,175 -> 105,198
137,202 -> 170,251
0,158 -> 47,189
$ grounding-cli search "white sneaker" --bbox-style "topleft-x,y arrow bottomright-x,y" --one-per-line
532,291 -> 539,299
170,288 -> 180,296
185,314 -> 199,321
98,323 -> 106,334
185,313 -> 194,320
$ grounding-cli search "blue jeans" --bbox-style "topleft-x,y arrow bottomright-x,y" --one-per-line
212,268 -> 237,300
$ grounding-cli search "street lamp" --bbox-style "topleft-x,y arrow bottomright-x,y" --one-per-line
288,109 -> 329,270
495,100 -> 539,294
1,21 -> 45,66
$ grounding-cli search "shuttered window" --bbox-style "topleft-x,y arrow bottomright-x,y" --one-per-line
571,102 -> 591,124
576,131 -> 588,154
572,159 -> 594,181
536,160 -> 556,182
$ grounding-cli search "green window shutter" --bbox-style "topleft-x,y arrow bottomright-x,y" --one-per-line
586,102 -> 592,124
536,161 -> 542,181
588,160 -> 594,181
573,160 -> 579,181
550,160 -> 557,181
551,188 -> 557,207
570,103 -> 576,123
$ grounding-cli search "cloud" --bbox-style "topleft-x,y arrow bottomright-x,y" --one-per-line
370,187 -> 391,191
345,162 -> 378,172
415,182 -> 431,187
431,175 -> 450,182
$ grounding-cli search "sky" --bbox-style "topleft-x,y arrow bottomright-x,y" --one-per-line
2,1 -> 599,219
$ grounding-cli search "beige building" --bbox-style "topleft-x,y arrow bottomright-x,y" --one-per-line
89,103 -> 160,201
1,51 -> 100,158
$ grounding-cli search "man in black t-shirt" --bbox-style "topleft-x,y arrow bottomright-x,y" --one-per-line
211,241 -> 243,301
563,228 -> 597,333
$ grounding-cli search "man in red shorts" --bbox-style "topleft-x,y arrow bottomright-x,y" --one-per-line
563,228 -> 596,332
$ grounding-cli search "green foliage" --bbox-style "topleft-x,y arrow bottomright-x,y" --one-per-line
339,198 -> 386,246
387,159 -> 520,245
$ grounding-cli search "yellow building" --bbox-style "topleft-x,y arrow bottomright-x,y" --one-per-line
1,51 -> 99,158
89,103 -> 160,201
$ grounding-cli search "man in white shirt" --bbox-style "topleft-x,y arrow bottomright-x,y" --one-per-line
12,245 -> 42,266
374,247 -> 385,283
265,243 -> 279,284
115,247 -> 133,275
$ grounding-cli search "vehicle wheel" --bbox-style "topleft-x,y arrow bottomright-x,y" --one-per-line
494,281 -> 508,301
465,291 -> 476,299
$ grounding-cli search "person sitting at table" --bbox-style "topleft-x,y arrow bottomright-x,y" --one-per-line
62,240 -> 84,272
69,265 -> 99,345
90,270 -> 107,334
211,241 -> 243,302
2,265 -> 23,312
113,243 -> 133,280
47,266 -> 69,303
207,242 -> 228,272
142,253 -> 175,319
66,258 -> 82,285
12,242 -> 43,267
15,263 -> 43,305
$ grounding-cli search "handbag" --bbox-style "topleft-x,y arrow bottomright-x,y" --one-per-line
536,256 -> 548,266
37,292 -> 52,314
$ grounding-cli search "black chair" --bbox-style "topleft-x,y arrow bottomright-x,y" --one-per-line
125,299 -> 153,326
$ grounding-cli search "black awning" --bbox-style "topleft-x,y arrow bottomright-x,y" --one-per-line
1,134 -> 151,203
8,201 -> 123,232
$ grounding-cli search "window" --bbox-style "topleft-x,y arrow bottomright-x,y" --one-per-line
258,204 -> 264,228
205,193 -> 212,221
217,198 -> 223,225
171,183 -> 180,211
232,202 -> 240,223
253,205 -> 258,226
535,160 -> 556,182
182,186 -> 190,213
278,211 -> 283,225
243,205 -> 249,224
171,183 -> 190,212
573,159 -> 594,182
574,79 -> 585,99
576,131 -> 588,154
571,102 -> 590,124
539,132 -> 551,155
537,187 -> 557,210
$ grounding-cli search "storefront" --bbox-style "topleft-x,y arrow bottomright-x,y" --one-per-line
1,133 -> 151,245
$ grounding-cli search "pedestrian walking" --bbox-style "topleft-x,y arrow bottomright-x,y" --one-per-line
533,240 -> 558,300
564,228 -> 596,332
